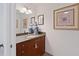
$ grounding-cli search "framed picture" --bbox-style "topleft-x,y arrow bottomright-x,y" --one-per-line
30,17 -> 35,25
16,19 -> 20,33
38,15 -> 44,25
53,4 -> 79,30
16,19 -> 18,28
23,18 -> 27,28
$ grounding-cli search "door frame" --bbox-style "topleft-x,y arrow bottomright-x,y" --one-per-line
2,3 -> 16,56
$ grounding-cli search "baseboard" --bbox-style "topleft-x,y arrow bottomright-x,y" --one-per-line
44,51 -> 53,56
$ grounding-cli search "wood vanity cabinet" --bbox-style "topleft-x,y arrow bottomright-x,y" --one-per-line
16,36 -> 45,56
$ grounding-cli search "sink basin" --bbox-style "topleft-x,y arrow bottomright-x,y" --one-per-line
26,35 -> 37,39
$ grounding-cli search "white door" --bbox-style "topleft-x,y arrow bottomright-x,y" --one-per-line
0,3 -> 16,56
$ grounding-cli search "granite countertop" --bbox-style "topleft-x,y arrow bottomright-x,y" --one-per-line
16,33 -> 45,44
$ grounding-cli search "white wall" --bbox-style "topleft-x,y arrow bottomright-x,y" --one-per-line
16,3 -> 79,56
28,3 -> 79,56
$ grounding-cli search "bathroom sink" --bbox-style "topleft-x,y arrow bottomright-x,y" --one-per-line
26,35 -> 38,39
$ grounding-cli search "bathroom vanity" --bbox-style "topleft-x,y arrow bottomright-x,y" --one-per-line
16,33 -> 45,56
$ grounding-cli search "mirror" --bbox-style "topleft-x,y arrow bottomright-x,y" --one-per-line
16,4 -> 41,35
16,10 -> 29,34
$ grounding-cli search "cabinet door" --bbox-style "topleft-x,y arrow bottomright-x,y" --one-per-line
21,40 -> 36,56
21,41 -> 30,56
27,39 -> 36,56
16,43 -> 22,56
35,36 -> 45,56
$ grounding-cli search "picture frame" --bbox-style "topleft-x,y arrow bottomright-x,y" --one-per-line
30,17 -> 35,25
16,19 -> 19,28
23,18 -> 27,28
16,19 -> 20,33
53,4 -> 79,30
38,14 -> 44,25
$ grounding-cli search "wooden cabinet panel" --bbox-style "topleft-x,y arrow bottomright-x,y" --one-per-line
28,40 -> 36,56
22,40 -> 36,56
16,43 -> 22,56
35,36 -> 45,56
16,35 -> 45,56
21,41 -> 30,56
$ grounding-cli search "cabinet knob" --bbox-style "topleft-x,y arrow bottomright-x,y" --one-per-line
22,51 -> 24,53
22,45 -> 24,47
35,43 -> 38,48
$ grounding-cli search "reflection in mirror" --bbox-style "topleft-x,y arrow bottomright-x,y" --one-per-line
16,9 -> 29,34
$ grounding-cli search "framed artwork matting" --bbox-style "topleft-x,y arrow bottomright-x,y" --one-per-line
53,4 -> 79,30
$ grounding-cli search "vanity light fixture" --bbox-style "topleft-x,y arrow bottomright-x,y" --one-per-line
19,7 -> 32,14
64,11 -> 69,14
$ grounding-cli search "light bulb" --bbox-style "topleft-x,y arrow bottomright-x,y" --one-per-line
28,10 -> 32,14
20,10 -> 25,13
22,8 -> 27,11
19,7 -> 32,14
25,11 -> 30,14
19,8 -> 26,13
64,11 -> 69,14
